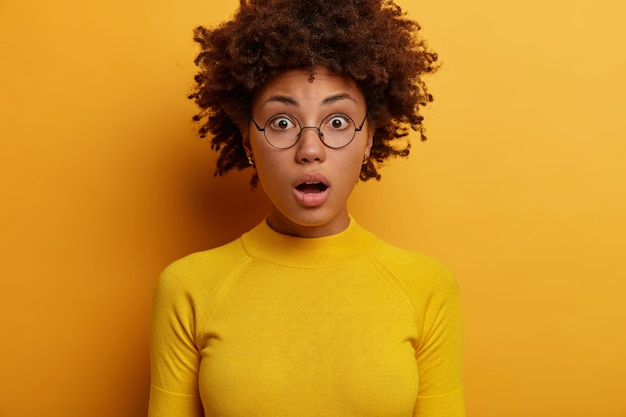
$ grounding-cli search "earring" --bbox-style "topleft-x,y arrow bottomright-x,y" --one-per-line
247,154 -> 255,166
362,155 -> 369,165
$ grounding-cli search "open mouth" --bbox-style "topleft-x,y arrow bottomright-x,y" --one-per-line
296,181 -> 328,194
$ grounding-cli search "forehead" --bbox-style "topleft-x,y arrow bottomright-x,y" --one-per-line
252,66 -> 365,109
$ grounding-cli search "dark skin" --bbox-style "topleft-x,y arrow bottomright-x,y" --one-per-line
189,0 -> 438,184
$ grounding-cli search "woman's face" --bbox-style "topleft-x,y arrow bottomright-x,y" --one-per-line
246,66 -> 373,238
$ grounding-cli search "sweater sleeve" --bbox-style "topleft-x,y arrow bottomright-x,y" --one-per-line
412,261 -> 465,417
148,263 -> 204,417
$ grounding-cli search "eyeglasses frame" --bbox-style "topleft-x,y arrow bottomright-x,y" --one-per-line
249,112 -> 368,150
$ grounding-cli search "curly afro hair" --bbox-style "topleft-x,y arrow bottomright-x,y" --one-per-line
189,0 -> 438,183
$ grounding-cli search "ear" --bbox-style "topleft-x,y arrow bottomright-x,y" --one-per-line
240,121 -> 252,154
364,125 -> 374,159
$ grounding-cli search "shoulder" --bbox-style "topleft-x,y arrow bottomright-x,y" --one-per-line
155,238 -> 250,298
370,239 -> 459,300
373,240 -> 456,282
370,239 -> 463,347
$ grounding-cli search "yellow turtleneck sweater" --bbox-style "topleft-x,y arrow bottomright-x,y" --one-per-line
149,218 -> 464,417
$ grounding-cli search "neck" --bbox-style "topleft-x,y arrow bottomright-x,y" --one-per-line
266,208 -> 350,238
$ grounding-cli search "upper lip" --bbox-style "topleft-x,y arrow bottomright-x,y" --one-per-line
292,172 -> 330,188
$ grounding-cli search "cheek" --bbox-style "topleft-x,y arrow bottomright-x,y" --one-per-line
252,149 -> 287,184
332,154 -> 365,188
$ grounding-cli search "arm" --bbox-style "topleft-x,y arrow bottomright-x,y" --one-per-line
413,266 -> 465,417
148,266 -> 204,417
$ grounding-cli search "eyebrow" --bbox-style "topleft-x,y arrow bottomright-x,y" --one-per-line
321,93 -> 357,106
263,95 -> 298,107
261,93 -> 358,108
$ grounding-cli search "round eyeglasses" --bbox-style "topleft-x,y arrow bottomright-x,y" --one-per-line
250,112 -> 367,149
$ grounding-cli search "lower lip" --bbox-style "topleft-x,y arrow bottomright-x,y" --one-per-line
293,187 -> 330,207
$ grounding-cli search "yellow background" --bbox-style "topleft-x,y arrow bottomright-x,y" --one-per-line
1,0 -> 624,416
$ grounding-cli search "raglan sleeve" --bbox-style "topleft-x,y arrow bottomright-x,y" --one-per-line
148,263 -> 204,417
412,261 -> 465,417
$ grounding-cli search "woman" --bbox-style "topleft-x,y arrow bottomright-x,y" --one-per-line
149,0 -> 464,416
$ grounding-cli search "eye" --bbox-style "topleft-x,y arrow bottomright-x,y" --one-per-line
267,114 -> 297,131
324,114 -> 352,131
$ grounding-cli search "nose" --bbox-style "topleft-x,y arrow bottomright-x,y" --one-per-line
295,126 -> 326,163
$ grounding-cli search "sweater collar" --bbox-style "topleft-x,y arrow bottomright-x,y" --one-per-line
240,216 -> 377,268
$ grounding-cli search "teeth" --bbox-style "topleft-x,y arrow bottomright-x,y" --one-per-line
296,181 -> 328,193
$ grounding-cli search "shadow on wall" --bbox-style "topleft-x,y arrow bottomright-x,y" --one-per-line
129,136 -> 270,415
165,137 -> 271,256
